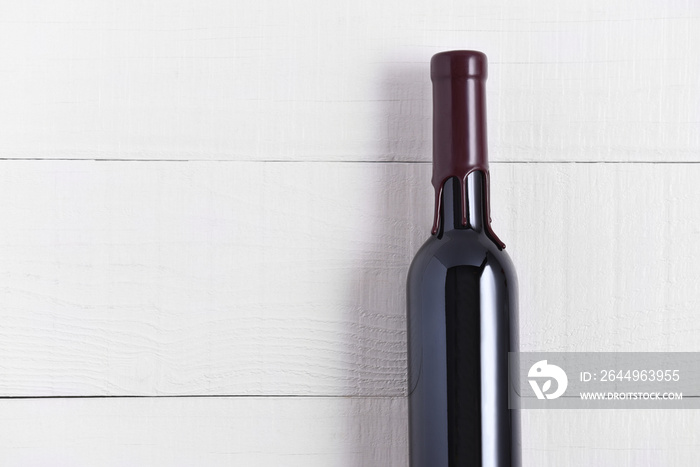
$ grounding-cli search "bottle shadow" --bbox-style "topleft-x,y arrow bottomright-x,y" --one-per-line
343,60 -> 433,466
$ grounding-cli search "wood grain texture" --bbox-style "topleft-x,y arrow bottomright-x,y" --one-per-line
522,409 -> 700,466
1,161 -> 698,397
0,397 -> 698,466
497,163 -> 700,352
0,397 -> 408,466
0,0 -> 697,161
0,161 -> 417,396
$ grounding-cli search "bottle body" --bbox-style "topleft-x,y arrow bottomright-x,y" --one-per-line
407,176 -> 520,466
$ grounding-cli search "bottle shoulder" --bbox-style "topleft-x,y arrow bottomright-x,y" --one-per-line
408,230 -> 516,282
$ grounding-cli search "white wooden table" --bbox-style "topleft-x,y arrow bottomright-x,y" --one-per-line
0,0 -> 698,465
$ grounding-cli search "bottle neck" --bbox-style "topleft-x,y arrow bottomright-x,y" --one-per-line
432,77 -> 488,171
429,50 -> 505,249
436,172 -> 486,238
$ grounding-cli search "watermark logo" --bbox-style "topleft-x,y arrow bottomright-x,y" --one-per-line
528,360 -> 568,400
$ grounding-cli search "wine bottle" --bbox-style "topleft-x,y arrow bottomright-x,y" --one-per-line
407,51 -> 520,466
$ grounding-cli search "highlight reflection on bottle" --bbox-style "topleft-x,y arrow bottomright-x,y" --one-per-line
407,51 -> 520,467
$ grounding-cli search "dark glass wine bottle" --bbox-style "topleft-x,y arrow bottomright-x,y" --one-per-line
407,51 -> 520,466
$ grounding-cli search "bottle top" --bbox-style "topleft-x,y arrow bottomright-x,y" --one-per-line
431,50 -> 487,80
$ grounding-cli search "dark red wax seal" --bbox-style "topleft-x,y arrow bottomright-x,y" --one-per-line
430,50 -> 505,249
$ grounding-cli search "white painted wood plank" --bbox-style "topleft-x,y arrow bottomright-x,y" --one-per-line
493,163 -> 700,352
1,161 -> 699,396
0,1 -> 697,161
0,397 -> 697,467
522,410 -> 700,466
0,396 -> 408,466
0,160 -> 417,396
